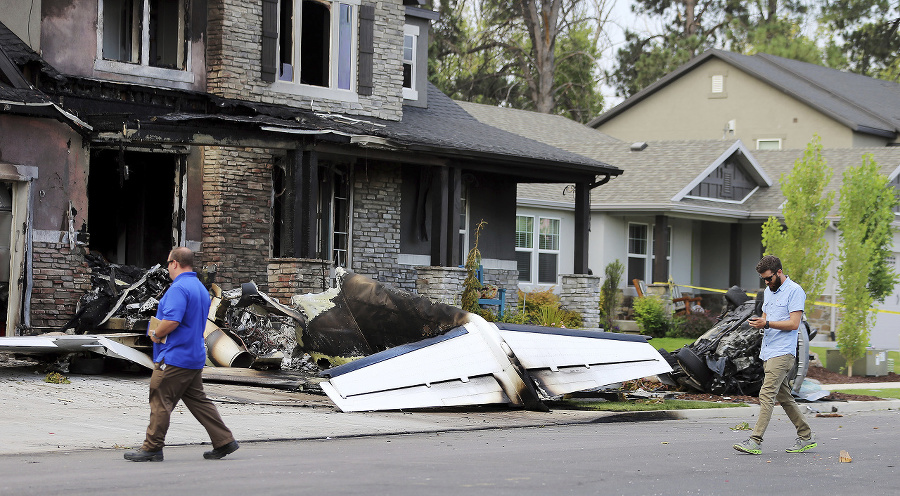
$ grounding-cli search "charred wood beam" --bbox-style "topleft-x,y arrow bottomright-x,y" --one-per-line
294,149 -> 319,259
574,181 -> 590,275
430,166 -> 450,266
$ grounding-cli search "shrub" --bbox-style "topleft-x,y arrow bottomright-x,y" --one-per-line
632,295 -> 671,338
516,288 -> 583,328
599,260 -> 625,330
669,310 -> 716,339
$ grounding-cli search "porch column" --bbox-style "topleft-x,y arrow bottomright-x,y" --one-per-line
729,223 -> 743,287
293,149 -> 319,259
430,166 -> 454,266
447,167 -> 462,266
652,215 -> 668,283
574,181 -> 590,274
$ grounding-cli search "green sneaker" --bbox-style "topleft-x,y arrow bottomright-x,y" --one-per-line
733,438 -> 761,455
785,436 -> 817,453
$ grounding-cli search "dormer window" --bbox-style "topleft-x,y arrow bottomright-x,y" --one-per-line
267,0 -> 359,99
402,24 -> 419,100
97,0 -> 192,82
686,157 -> 756,202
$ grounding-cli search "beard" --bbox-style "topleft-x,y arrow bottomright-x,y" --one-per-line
768,276 -> 783,292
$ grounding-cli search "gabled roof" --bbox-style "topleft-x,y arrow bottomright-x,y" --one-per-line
588,49 -> 900,139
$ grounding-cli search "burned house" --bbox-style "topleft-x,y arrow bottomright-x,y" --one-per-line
0,0 -> 620,338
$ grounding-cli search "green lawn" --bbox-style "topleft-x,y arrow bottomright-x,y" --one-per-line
559,399 -> 748,412
829,388 -> 900,400
810,346 -> 899,372
647,337 -> 694,352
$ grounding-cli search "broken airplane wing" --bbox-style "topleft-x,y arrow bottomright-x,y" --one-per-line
0,335 -> 155,369
320,316 -> 672,412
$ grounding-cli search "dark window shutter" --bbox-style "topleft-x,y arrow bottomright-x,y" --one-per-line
261,0 -> 278,82
357,4 -> 375,95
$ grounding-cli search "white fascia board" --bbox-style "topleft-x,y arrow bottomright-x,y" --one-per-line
671,140 -> 773,202
516,198 -> 575,211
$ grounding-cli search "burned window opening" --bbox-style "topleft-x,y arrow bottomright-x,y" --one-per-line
0,183 -> 11,335
88,150 -> 178,268
100,0 -> 188,70
300,0 -> 330,87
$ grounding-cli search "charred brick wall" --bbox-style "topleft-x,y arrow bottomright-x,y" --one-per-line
206,0 -> 404,121
30,241 -> 91,330
266,258 -> 332,304
351,162 -> 413,290
201,146 -> 273,291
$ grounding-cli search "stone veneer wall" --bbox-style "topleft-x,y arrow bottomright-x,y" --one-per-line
266,258 -> 333,304
206,0 -> 404,121
560,274 -> 602,329
201,146 -> 273,290
351,162 -> 409,289
415,266 -> 466,306
31,241 -> 91,330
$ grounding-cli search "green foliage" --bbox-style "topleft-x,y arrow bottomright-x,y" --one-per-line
632,295 -> 671,338
598,259 -> 624,331
669,310 -> 716,339
820,0 -> 900,79
44,372 -> 70,384
461,220 -> 486,313
836,154 -> 898,375
516,288 -> 582,328
761,135 -> 834,313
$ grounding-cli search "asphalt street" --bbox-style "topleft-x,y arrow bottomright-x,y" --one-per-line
1,410 -> 897,496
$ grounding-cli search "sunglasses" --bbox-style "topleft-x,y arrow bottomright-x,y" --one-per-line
761,273 -> 777,283
167,259 -> 175,266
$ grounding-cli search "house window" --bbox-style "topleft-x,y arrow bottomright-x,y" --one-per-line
756,139 -> 782,150
402,24 -> 419,100
516,216 -> 560,284
327,168 -> 353,268
98,0 -> 189,74
515,215 -> 534,282
276,0 -> 358,91
627,223 -> 648,283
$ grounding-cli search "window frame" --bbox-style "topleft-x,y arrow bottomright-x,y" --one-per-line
270,0 -> 360,102
627,222 -> 649,283
756,138 -> 782,150
516,215 -> 561,285
537,217 -> 561,284
95,0 -> 194,83
515,215 -> 534,283
402,23 -> 419,100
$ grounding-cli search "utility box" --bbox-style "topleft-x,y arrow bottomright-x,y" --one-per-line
826,349 -> 889,376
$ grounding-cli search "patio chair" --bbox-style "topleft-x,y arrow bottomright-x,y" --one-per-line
671,282 -> 702,315
632,279 -> 647,298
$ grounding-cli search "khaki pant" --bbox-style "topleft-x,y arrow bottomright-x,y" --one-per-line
142,365 -> 234,451
750,353 -> 812,444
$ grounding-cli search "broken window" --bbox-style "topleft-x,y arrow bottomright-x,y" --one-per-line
88,149 -> 181,267
324,166 -> 353,268
100,0 -> 188,70
276,0 -> 356,90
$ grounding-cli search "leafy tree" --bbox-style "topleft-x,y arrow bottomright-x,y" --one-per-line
820,0 -> 900,80
428,0 -> 610,122
761,136 -> 834,313
836,154 -> 898,375
461,220 -> 486,313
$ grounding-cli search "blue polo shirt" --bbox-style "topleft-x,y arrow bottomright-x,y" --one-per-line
759,276 -> 806,361
152,272 -> 210,369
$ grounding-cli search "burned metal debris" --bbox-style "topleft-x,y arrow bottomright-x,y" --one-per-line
657,286 -> 814,397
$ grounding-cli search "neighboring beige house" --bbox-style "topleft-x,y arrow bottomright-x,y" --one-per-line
589,49 -> 900,150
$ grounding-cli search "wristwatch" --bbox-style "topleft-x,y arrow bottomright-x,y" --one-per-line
764,321 -> 770,329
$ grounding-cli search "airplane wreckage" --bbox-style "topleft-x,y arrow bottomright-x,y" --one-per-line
0,258 -> 821,410
0,256 -> 676,411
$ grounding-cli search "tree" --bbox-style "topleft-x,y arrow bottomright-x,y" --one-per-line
835,154 -> 898,375
598,259 -> 624,331
428,0 -> 611,122
760,136 -> 834,313
820,0 -> 900,80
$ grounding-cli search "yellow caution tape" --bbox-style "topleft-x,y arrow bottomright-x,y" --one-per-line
653,282 -> 900,316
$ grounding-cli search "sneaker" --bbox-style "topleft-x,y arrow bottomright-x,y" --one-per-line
733,438 -> 761,455
785,436 -> 817,453
203,440 -> 239,460
124,448 -> 163,462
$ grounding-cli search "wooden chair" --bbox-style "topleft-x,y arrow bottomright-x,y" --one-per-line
632,279 -> 647,298
477,265 -> 507,318
671,282 -> 702,316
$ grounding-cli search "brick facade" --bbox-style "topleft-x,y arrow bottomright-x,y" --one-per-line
200,146 -> 274,290
206,0 -> 404,121
30,242 -> 91,330
415,266 -> 466,306
266,258 -> 333,304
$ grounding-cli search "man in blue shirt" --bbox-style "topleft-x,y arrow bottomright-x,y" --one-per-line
733,255 -> 816,455
124,247 -> 239,462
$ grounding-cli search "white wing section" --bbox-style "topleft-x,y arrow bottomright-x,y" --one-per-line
320,316 -> 534,412
497,325 -> 672,397
0,335 -> 154,369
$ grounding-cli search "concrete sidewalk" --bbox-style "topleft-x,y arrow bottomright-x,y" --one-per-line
2,366 -> 898,456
